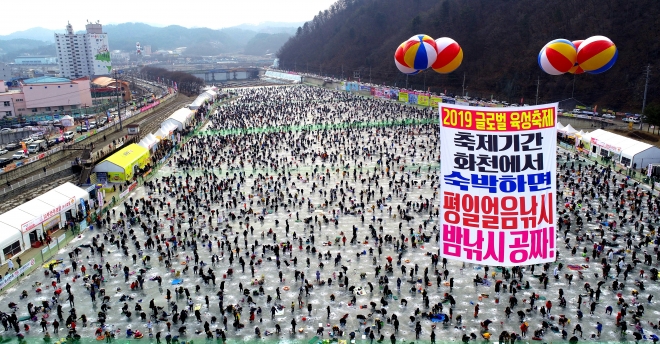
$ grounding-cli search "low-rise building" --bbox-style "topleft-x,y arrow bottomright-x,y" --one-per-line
0,76 -> 93,120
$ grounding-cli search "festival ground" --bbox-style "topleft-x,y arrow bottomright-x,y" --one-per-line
1,85 -> 658,344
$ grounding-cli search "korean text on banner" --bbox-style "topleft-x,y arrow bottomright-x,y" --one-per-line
439,103 -> 557,266
430,96 -> 442,108
418,95 -> 429,107
398,92 -> 408,103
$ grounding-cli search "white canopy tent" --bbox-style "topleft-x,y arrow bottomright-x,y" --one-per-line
161,108 -> 193,131
0,182 -> 88,264
138,133 -> 160,151
137,139 -> 150,150
586,129 -> 660,167
560,124 -> 578,135
155,122 -> 177,140
60,115 -> 74,127
557,122 -> 565,130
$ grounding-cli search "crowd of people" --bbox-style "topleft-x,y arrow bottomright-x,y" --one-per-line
1,85 -> 660,343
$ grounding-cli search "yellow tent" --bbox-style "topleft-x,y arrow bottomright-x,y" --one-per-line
93,143 -> 150,182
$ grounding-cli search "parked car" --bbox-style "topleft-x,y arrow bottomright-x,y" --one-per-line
602,114 -> 616,119
22,137 -> 34,144
0,128 -> 11,133
12,151 -> 27,160
48,138 -> 59,146
0,158 -> 12,168
5,142 -> 18,150
63,131 -> 75,141
0,148 -> 7,155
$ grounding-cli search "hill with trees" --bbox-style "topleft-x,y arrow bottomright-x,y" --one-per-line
277,0 -> 660,111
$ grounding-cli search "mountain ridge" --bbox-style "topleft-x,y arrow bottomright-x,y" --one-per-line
0,22 -> 299,57
277,0 -> 660,111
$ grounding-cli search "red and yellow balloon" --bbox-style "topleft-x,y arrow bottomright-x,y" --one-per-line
395,35 -> 463,75
538,35 -> 617,75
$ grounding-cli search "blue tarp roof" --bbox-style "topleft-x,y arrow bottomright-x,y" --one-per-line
22,76 -> 71,84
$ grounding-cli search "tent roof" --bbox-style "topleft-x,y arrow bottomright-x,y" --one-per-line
557,122 -> 564,130
51,182 -> 88,202
0,208 -> 35,232
102,144 -> 149,170
190,91 -> 215,108
562,124 -> 578,134
154,128 -> 168,139
146,133 -> 159,142
160,122 -> 177,133
15,199 -> 56,219
26,190 -> 71,210
588,129 -> 654,156
167,108 -> 192,125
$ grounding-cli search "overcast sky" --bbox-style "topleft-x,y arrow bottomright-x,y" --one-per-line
0,0 -> 337,35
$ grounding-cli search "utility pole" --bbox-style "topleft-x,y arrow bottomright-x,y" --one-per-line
535,75 -> 540,105
640,64 -> 651,130
341,65 -> 344,80
113,70 -> 124,130
369,67 -> 372,84
462,73 -> 466,97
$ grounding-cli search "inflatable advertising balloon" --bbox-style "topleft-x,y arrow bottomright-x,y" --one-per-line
567,40 -> 585,74
538,39 -> 577,75
576,35 -> 618,74
431,37 -> 463,74
394,42 -> 421,75
394,34 -> 437,75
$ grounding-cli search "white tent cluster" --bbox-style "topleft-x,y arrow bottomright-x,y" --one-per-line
0,182 -> 89,265
136,108 -> 194,150
137,133 -> 159,151
557,122 -> 578,135
189,88 -> 218,110
559,122 -> 660,169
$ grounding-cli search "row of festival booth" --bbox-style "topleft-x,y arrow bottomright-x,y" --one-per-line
0,87 -> 223,268
558,122 -> 660,169
91,87 -> 223,183
92,108 -> 197,183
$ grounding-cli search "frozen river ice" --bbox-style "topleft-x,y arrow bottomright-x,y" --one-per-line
1,85 -> 658,344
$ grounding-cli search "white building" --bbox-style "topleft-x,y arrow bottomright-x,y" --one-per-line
55,22 -> 112,79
